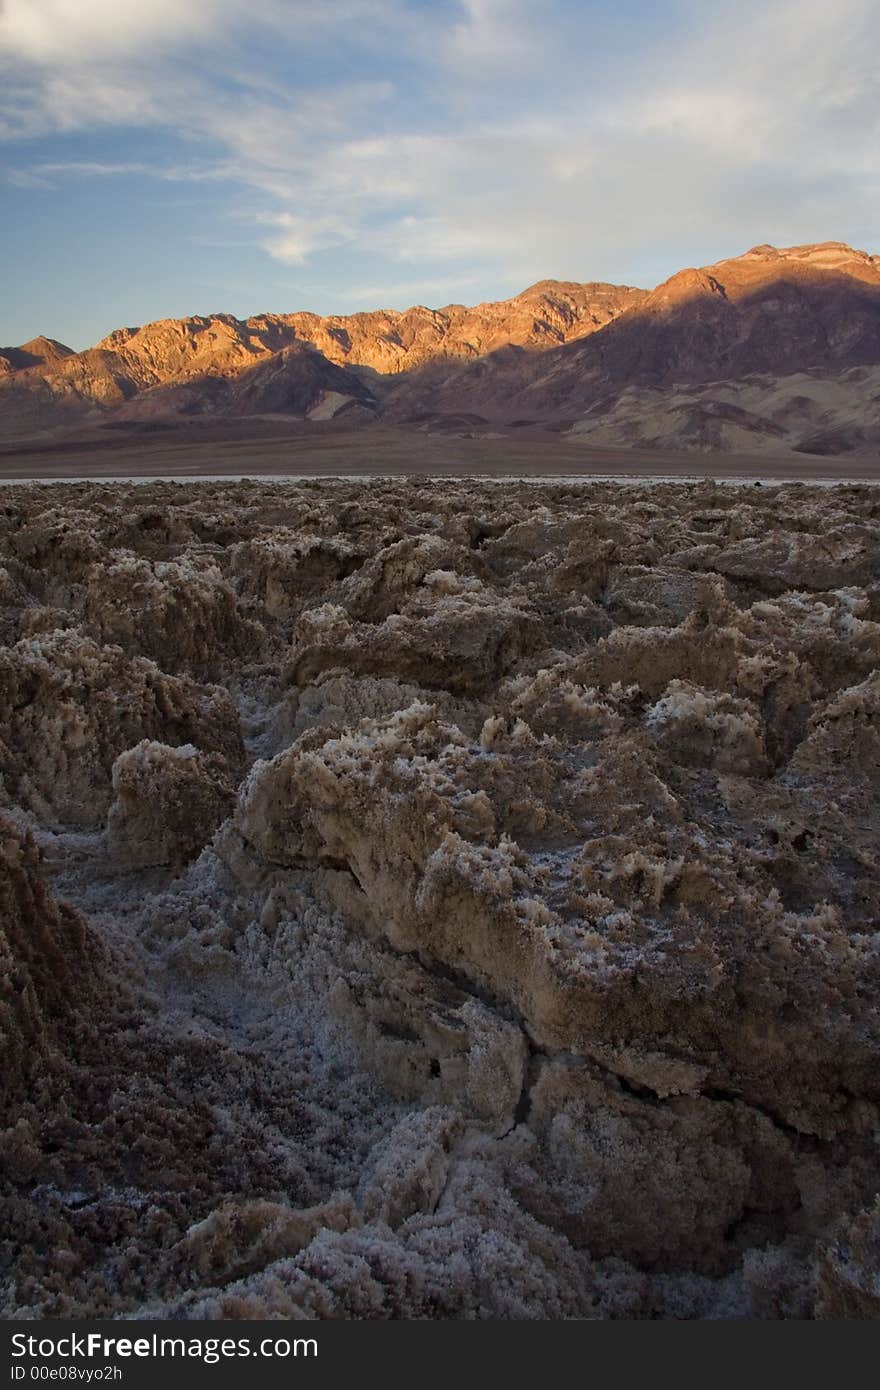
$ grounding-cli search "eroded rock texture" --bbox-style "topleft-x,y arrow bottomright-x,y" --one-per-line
1,477 -> 879,1320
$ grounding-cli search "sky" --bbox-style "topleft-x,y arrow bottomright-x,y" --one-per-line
1,0 -> 879,349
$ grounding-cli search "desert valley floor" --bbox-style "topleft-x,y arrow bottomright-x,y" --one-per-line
2,472 -> 880,1319
3,423 -> 880,483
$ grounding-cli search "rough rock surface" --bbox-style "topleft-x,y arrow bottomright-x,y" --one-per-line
0,328 -> 375,437
267,280 -> 644,374
1,476 -> 879,1320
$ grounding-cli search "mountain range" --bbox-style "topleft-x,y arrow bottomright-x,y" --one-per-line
2,241 -> 879,456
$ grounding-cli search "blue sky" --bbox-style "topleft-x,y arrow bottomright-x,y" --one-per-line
2,0 -> 879,349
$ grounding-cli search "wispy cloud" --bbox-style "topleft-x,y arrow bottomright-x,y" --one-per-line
344,271 -> 486,305
6,158 -> 236,185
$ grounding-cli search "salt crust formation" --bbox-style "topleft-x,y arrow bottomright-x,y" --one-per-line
1,477 -> 879,1320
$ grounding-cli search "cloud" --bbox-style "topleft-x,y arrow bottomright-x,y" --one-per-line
617,0 -> 880,164
0,0 -> 232,63
344,271 -> 486,305
1,0 -> 878,302
7,158 -> 234,184
258,210 -> 357,264
442,0 -> 544,67
0,0 -> 389,64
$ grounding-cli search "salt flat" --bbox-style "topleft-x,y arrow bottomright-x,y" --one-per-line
2,476 -> 879,1319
